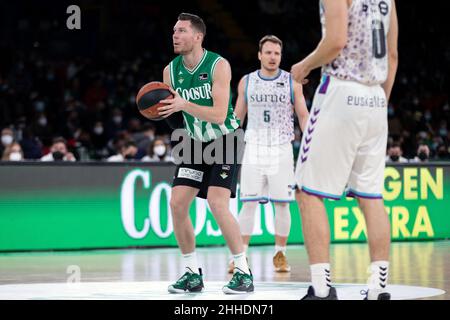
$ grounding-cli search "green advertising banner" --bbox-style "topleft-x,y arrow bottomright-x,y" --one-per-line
0,163 -> 448,252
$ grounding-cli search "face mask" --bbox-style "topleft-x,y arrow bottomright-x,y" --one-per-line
38,117 -> 47,127
418,152 -> 428,161
418,131 -> 428,139
113,116 -> 122,125
154,145 -> 166,156
52,151 -> 64,161
1,135 -> 13,146
9,152 -> 22,161
94,126 -> 104,135
424,112 -> 432,121
439,129 -> 448,137
390,155 -> 400,162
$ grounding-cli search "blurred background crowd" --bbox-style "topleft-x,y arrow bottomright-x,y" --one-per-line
1,0 -> 448,162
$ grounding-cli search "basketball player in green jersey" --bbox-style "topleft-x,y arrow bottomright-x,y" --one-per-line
158,13 -> 253,294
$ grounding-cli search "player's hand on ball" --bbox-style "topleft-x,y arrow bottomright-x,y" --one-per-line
291,61 -> 310,85
158,88 -> 186,118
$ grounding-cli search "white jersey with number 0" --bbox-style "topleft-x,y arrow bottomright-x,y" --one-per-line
320,0 -> 392,85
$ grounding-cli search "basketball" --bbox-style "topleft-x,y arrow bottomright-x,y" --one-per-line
136,81 -> 173,121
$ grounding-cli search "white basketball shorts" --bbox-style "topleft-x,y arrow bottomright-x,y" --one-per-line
240,142 -> 295,203
294,74 -> 388,200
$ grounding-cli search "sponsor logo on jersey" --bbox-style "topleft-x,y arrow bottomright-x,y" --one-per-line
276,82 -> 285,87
220,172 -> 228,179
176,83 -> 212,102
199,73 -> 209,81
249,94 -> 288,103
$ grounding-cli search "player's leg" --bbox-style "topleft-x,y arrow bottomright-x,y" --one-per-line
357,198 -> 391,300
297,190 -> 332,296
234,202 -> 257,256
268,143 -> 295,272
296,77 -> 361,300
229,143 -> 268,273
168,152 -> 204,293
207,134 -> 253,293
347,92 -> 391,300
238,146 -> 267,246
208,187 -> 246,256
170,185 -> 199,255
168,185 -> 204,293
207,186 -> 254,294
273,202 -> 291,272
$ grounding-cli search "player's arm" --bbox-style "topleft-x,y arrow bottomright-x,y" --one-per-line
382,0 -> 398,101
159,59 -> 231,125
291,0 -> 348,83
292,80 -> 309,132
234,76 -> 248,124
163,65 -> 171,87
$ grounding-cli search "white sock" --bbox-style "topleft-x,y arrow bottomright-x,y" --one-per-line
233,252 -> 250,274
310,263 -> 331,298
367,261 -> 389,299
274,245 -> 286,256
182,252 -> 199,274
229,244 -> 248,262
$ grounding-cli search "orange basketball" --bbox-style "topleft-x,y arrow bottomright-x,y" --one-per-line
136,81 -> 173,121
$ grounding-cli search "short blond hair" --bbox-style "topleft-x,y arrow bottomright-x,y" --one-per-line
259,35 -> 283,52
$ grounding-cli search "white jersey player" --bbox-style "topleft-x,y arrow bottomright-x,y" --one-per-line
291,0 -> 398,300
232,35 -> 309,273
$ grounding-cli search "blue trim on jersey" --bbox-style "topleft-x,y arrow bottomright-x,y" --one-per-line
301,186 -> 341,200
257,69 -> 282,81
346,188 -> 383,199
289,74 -> 295,105
241,196 -> 269,203
270,198 -> 294,203
244,74 -> 250,104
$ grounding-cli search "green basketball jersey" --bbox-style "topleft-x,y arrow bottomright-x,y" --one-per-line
169,49 -> 240,142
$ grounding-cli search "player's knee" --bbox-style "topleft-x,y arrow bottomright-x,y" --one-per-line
242,201 -> 258,212
170,197 -> 189,218
207,196 -> 228,215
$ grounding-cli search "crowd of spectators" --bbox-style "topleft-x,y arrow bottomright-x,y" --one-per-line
0,0 -> 448,163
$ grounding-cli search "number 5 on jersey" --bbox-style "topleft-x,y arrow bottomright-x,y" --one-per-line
264,110 -> 270,123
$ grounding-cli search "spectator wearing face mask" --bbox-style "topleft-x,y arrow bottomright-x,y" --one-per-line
141,137 -> 174,162
410,144 -> 431,163
40,137 -> 76,161
1,142 -> 24,161
1,127 -> 14,156
386,143 -> 409,163
107,140 -> 138,162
